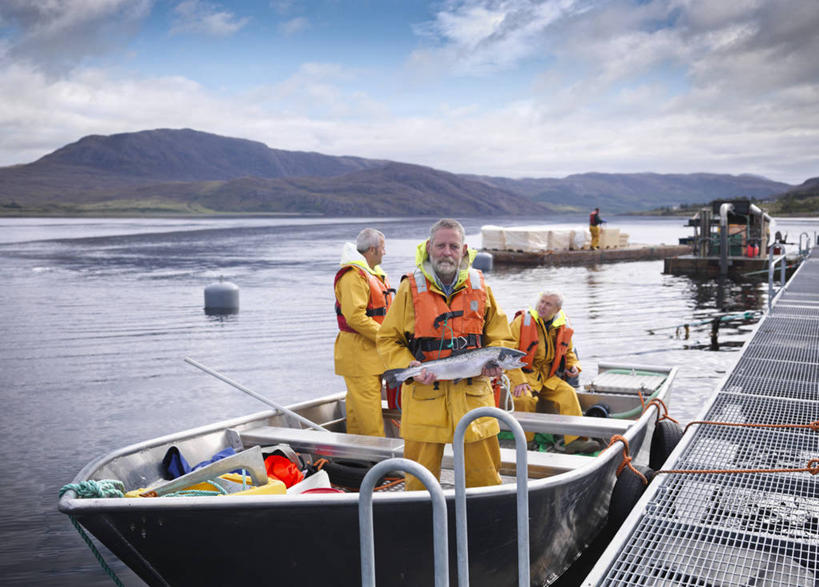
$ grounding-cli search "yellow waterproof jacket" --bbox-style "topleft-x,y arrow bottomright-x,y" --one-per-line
506,309 -> 580,392
334,243 -> 391,377
377,241 -> 514,443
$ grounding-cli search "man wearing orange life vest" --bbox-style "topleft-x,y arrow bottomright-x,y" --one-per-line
334,228 -> 393,437
377,218 -> 515,490
506,291 -> 599,453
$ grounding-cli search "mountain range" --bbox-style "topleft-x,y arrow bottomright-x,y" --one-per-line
0,128 -> 800,216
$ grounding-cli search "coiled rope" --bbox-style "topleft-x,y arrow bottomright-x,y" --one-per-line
59,480 -> 125,586
643,397 -> 679,425
607,434 -> 649,486
60,479 -> 125,499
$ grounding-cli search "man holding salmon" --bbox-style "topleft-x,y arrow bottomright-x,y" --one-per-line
377,218 -> 515,490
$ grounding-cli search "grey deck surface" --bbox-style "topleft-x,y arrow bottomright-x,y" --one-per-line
586,248 -> 819,586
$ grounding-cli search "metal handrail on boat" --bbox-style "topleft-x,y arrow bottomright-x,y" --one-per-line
359,458 -> 449,587
454,406 -> 530,587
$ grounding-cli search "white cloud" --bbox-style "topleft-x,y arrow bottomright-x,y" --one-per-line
409,0 -> 586,76
0,0 -> 153,73
171,0 -> 249,37
278,16 -> 309,36
0,0 -> 816,184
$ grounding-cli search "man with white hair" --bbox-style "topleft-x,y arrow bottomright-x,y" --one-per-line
334,228 -> 393,436
506,290 -> 599,454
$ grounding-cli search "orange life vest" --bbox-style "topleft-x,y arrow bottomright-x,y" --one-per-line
334,265 -> 393,334
515,310 -> 574,377
515,310 -> 539,373
407,268 -> 487,362
549,323 -> 574,378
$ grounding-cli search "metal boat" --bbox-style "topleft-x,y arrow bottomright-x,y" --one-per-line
58,361 -> 677,586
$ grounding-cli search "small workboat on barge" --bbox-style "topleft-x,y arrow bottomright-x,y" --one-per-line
59,361 -> 678,586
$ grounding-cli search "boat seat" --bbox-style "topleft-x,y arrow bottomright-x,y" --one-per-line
238,425 -> 594,478
502,412 -> 632,438
444,446 -> 593,477
238,426 -> 405,461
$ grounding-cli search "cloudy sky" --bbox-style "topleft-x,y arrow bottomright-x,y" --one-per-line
1,0 -> 817,184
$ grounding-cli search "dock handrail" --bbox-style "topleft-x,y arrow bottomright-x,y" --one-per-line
359,458 -> 449,587
454,407 -> 530,587
767,247 -> 788,311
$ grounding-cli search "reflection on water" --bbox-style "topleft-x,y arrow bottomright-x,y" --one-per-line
0,215 -> 816,586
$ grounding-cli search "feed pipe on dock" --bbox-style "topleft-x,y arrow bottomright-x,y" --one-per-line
719,203 -> 733,275
454,407 -> 529,587
359,458 -> 449,587
748,204 -> 773,257
748,203 -> 772,225
799,232 -> 811,256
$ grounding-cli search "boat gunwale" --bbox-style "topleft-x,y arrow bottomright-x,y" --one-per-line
59,363 -> 676,513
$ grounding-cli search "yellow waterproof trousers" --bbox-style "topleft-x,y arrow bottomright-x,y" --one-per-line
589,225 -> 600,249
343,375 -> 385,437
403,437 -> 502,491
512,379 -> 583,444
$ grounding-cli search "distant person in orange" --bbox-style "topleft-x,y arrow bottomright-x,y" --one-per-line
589,207 -> 606,250
334,228 -> 393,436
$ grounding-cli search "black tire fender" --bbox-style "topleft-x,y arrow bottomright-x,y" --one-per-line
649,420 -> 684,470
607,464 -> 654,530
584,403 -> 610,418
322,459 -> 378,489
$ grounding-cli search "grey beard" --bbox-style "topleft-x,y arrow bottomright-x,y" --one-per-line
433,266 -> 457,285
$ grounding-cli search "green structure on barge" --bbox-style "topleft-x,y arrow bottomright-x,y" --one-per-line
664,199 -> 778,278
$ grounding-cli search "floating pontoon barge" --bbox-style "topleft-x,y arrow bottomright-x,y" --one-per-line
664,199 -> 781,278
487,244 -> 691,268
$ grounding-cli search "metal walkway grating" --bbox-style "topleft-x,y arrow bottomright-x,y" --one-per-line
589,248 -> 819,586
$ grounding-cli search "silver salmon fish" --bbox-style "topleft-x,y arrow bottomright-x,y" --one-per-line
383,347 -> 526,387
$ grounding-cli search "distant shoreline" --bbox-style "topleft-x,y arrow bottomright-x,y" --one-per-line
0,208 -> 324,219
2,210 -> 816,219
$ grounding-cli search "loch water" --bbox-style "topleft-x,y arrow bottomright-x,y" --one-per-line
1,214 -> 817,586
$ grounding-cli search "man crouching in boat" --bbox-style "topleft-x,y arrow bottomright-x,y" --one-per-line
377,218 -> 515,491
506,291 -> 600,454
334,228 -> 393,437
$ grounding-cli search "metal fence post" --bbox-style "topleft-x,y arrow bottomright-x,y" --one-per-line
359,458 -> 449,587
453,406 -> 530,587
781,253 -> 786,286
768,246 -> 774,311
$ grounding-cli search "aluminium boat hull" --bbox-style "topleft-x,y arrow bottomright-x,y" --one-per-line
59,362 -> 676,586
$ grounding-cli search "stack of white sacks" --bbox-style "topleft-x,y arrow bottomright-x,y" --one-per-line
481,225 -> 627,252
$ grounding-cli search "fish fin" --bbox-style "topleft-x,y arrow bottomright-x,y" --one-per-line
383,368 -> 404,388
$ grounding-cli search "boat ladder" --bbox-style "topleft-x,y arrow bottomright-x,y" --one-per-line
358,406 -> 530,587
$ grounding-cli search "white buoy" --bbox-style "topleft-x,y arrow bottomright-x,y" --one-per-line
473,252 -> 493,272
204,276 -> 239,315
